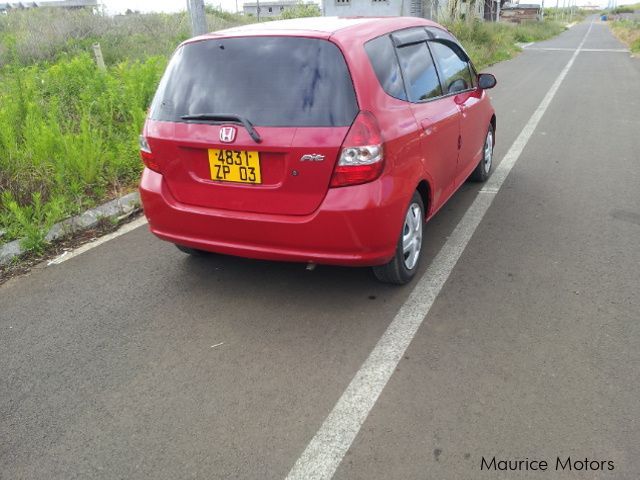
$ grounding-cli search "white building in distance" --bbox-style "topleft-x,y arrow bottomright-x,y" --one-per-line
324,0 -> 493,22
243,0 -> 302,18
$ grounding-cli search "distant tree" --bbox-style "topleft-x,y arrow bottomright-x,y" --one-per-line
205,5 -> 240,21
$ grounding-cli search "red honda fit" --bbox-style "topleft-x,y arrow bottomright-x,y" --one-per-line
139,16 -> 497,284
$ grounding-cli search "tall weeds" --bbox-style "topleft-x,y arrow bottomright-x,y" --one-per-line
446,20 -> 565,69
0,53 -> 166,246
0,8 -> 250,251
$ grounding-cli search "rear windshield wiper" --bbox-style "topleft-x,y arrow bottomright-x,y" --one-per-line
180,113 -> 262,143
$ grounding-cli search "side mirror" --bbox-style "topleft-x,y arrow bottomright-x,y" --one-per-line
478,73 -> 497,90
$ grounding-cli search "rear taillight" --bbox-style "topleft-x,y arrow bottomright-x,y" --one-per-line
139,135 -> 161,173
330,111 -> 384,188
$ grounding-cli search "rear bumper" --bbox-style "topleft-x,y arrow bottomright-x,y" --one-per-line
139,168 -> 405,266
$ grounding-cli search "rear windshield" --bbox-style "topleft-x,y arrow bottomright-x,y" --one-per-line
149,36 -> 359,127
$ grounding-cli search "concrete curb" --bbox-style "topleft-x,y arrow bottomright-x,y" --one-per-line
0,192 -> 140,266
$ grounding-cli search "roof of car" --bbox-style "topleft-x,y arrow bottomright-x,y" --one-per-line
185,16 -> 444,44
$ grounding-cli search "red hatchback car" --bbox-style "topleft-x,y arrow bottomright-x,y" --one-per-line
139,16 -> 497,284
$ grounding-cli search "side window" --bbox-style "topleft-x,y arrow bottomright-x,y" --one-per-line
395,42 -> 442,102
364,35 -> 407,101
428,41 -> 473,94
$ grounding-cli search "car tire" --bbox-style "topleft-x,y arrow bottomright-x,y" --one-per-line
469,124 -> 494,182
175,244 -> 209,256
373,191 -> 425,285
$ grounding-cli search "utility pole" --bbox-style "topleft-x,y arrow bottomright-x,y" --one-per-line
257,0 -> 261,22
186,0 -> 207,37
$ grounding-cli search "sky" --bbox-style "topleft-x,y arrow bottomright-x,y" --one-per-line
97,0 -> 636,14
100,0 -> 243,14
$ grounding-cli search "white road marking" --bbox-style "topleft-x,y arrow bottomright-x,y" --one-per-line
48,217 -> 148,265
520,42 -> 535,49
526,47 -> 578,51
527,47 -> 628,52
581,48 -> 630,52
285,20 -> 594,480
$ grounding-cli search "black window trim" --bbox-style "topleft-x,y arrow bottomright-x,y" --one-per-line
391,27 -> 430,48
365,27 -> 479,105
390,35 -> 410,102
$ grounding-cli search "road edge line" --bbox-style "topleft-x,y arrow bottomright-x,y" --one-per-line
48,217 -> 148,265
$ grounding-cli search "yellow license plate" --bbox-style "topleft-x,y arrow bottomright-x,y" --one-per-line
208,149 -> 261,184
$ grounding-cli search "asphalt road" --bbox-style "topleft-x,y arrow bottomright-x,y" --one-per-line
2,19 -> 639,480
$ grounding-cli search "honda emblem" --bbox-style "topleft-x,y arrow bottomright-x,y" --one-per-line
219,126 -> 237,143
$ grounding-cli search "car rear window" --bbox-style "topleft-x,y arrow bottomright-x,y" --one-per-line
149,36 -> 359,127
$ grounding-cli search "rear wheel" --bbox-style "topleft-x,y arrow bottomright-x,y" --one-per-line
175,244 -> 209,256
469,124 -> 494,182
373,192 -> 425,285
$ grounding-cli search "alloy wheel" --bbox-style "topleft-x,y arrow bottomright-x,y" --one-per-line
402,203 -> 423,270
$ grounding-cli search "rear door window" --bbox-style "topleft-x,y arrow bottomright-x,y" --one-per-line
395,42 -> 442,102
150,37 -> 358,127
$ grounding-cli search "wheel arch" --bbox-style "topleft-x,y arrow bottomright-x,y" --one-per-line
416,179 -> 432,218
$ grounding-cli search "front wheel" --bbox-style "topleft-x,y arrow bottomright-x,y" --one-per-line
373,192 -> 425,285
469,124 -> 494,182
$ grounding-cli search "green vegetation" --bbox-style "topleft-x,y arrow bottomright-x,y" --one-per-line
610,5 -> 637,14
0,8 -> 250,252
0,8 -> 252,66
0,52 -> 166,250
446,19 -> 566,69
610,18 -> 640,53
280,3 -> 322,19
0,7 -> 566,255
606,3 -> 640,54
543,7 -> 592,23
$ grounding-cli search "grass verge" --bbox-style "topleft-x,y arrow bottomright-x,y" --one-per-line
0,53 -> 166,250
446,19 -> 566,69
0,9 -> 248,252
610,19 -> 640,54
